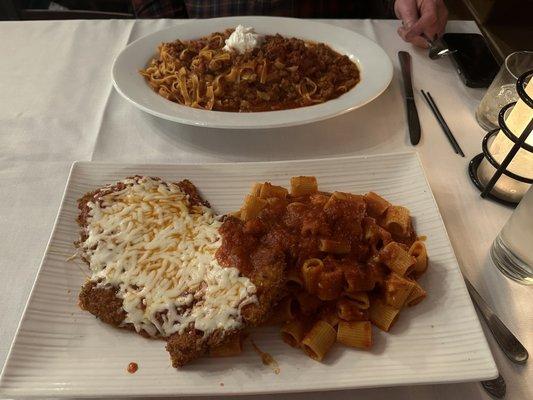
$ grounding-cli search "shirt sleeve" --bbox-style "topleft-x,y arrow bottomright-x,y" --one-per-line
132,0 -> 188,18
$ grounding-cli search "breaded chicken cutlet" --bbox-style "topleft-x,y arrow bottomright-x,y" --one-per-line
76,176 -> 285,367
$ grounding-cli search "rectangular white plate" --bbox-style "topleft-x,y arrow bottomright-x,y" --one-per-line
0,153 -> 497,398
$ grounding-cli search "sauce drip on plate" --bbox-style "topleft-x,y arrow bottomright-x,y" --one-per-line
127,362 -> 138,374
251,340 -> 280,374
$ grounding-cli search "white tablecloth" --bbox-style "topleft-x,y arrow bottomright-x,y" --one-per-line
0,19 -> 531,400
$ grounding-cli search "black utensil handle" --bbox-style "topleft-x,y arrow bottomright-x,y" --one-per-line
481,374 -> 506,399
398,51 -> 414,98
406,99 -> 421,145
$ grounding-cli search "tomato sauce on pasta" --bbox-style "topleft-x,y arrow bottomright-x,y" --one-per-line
216,187 -> 417,296
216,177 -> 428,361
140,29 -> 360,112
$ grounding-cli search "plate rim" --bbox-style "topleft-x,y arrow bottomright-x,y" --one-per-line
0,161 -> 79,395
0,153 -> 498,398
111,16 -> 393,129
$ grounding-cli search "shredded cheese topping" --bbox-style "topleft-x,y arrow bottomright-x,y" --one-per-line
79,177 -> 257,338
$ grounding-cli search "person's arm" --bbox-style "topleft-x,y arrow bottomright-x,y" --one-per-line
394,0 -> 448,48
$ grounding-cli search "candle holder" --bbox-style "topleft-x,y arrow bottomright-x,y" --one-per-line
469,69 -> 533,207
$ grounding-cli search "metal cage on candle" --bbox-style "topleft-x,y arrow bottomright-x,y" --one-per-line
469,69 -> 533,207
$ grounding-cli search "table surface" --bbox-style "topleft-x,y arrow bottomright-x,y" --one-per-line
0,19 -> 531,400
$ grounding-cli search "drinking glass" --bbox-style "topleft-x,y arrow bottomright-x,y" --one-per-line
476,51 -> 533,131
491,185 -> 533,284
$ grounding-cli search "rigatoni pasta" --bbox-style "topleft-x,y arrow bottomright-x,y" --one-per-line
380,242 -> 415,276
384,273 -> 416,309
219,177 -> 429,363
343,291 -> 370,310
296,292 -> 322,316
337,298 -> 369,321
240,194 -> 267,221
259,182 -> 288,199
381,205 -> 411,238
363,191 -> 391,218
301,320 -> 337,361
316,268 -> 344,301
272,296 -> 298,323
319,238 -> 351,254
281,319 -> 307,348
319,308 -> 340,327
290,176 -> 318,197
286,267 -> 304,288
405,280 -> 427,306
409,240 -> 429,278
369,298 -> 400,332
301,258 -> 324,294
337,321 -> 373,349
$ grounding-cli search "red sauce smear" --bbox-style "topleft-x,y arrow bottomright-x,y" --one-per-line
127,362 -> 138,374
251,340 -> 280,374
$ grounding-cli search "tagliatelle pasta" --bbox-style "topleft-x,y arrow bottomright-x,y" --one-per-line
140,29 -> 360,112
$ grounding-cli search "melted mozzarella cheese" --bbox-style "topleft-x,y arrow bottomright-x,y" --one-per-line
80,177 -> 257,338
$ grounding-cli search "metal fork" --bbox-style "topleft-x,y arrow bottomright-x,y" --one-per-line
425,36 -> 456,60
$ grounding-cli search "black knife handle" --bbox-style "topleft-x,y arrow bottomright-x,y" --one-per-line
398,51 -> 421,145
406,98 -> 421,144
398,51 -> 414,98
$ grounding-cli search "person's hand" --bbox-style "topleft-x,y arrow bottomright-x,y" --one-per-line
394,0 -> 448,48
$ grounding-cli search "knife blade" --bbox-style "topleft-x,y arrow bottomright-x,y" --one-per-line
398,51 -> 421,145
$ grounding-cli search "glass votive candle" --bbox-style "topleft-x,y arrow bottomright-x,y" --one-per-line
477,70 -> 533,203
491,185 -> 533,284
476,51 -> 533,132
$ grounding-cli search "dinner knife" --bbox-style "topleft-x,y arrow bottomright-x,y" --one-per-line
398,51 -> 421,145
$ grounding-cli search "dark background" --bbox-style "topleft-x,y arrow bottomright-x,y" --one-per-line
1,0 -> 532,64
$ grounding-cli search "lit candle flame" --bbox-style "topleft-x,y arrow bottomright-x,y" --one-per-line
479,77 -> 533,202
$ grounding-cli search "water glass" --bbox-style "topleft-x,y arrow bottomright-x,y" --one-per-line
476,51 -> 533,131
491,185 -> 533,284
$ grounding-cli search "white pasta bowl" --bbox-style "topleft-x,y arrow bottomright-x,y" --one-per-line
112,16 -> 393,129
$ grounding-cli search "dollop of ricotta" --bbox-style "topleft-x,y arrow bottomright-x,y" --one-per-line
223,25 -> 264,54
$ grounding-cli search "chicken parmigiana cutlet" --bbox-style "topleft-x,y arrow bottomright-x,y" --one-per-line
76,176 -> 285,367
